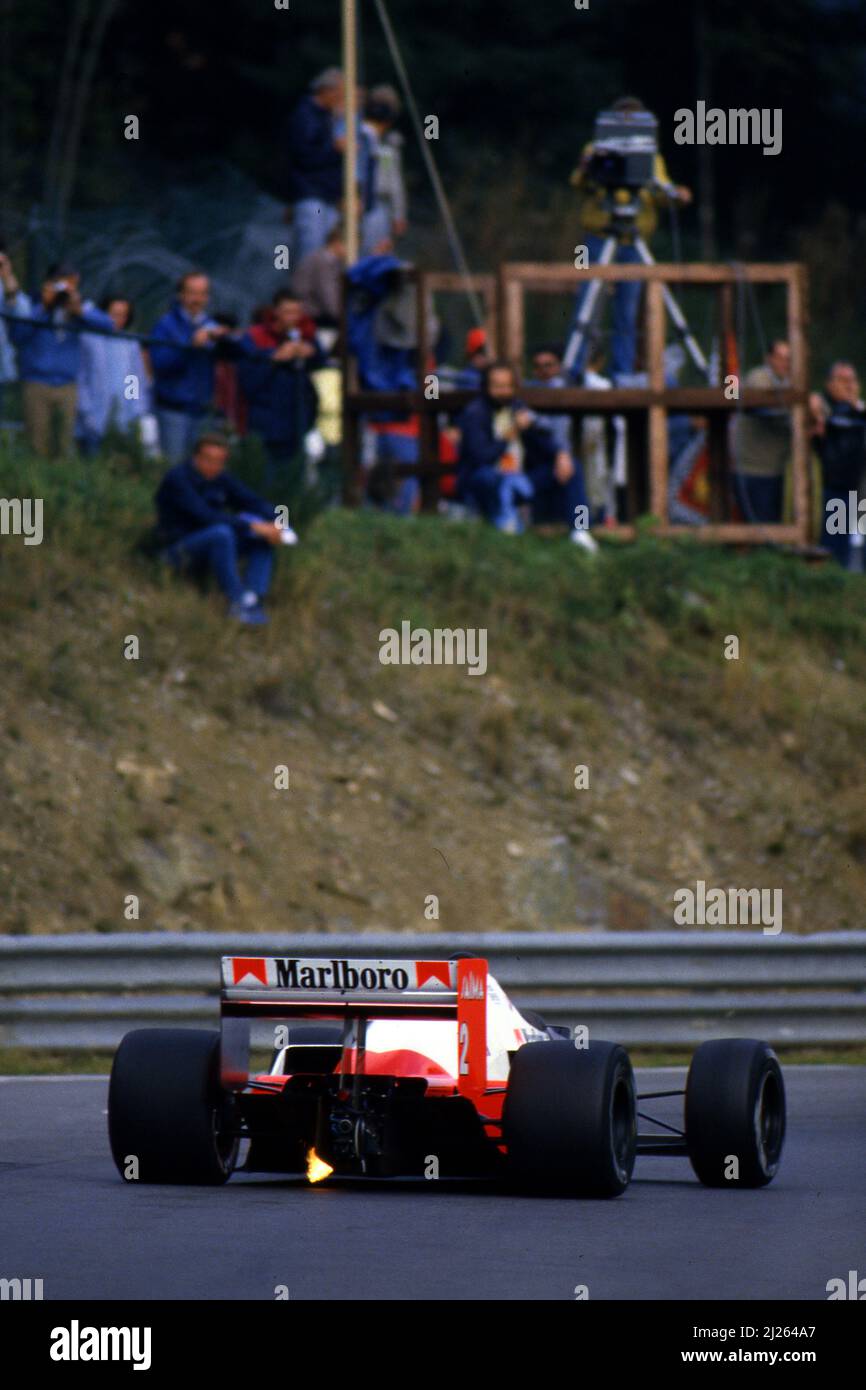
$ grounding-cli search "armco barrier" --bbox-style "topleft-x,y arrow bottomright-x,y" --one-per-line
0,931 -> 863,1049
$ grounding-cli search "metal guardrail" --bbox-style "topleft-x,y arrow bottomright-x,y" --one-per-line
1,932 -> 864,1049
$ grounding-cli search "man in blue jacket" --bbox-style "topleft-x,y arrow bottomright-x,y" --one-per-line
285,68 -> 346,265
1,256 -> 114,458
527,343 -> 598,552
155,433 -> 287,625
457,362 -> 582,534
150,271 -> 231,464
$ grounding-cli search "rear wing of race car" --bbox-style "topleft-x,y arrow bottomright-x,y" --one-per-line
219,955 -> 488,1101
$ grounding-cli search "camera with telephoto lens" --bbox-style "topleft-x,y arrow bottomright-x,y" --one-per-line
587,108 -> 658,190
51,281 -> 71,309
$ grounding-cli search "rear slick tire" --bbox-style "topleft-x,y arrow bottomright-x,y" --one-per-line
108,1028 -> 238,1185
503,1040 -> 636,1197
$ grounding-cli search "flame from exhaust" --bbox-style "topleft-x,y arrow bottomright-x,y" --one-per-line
306,1148 -> 334,1184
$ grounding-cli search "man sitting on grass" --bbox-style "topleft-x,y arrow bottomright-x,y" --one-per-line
457,362 -> 585,537
154,432 -> 293,626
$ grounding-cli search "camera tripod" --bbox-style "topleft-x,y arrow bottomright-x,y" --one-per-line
562,208 -> 710,382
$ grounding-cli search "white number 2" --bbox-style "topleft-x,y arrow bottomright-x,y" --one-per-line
458,1021 -> 470,1074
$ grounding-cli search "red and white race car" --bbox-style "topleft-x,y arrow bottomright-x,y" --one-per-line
108,954 -> 785,1197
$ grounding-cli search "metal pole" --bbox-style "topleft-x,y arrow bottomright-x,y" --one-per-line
342,0 -> 359,263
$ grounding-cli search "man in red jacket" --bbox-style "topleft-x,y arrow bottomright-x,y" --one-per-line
238,292 -> 324,484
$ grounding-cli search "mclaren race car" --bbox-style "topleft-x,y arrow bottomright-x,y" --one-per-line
108,954 -> 786,1197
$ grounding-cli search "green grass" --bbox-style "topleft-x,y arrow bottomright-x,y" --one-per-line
4,435 -> 865,679
3,440 -> 866,936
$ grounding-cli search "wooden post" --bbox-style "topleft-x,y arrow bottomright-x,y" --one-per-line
341,0 -> 359,263
646,276 -> 668,525
501,267 -> 525,371
708,283 -> 735,520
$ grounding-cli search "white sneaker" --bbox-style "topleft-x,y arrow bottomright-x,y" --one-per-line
569,528 -> 599,554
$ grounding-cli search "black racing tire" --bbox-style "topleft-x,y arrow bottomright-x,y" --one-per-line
685,1039 -> 785,1188
108,1028 -> 238,1185
503,1040 -> 637,1197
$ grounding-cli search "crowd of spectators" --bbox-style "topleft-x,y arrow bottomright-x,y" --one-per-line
0,69 -> 863,632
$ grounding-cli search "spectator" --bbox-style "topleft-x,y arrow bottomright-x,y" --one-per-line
365,421 -> 421,517
76,297 -> 151,454
810,361 -> 866,568
455,328 -> 492,390
238,291 -> 324,485
361,85 -> 408,254
154,433 -> 288,625
150,271 -> 231,464
578,344 -> 625,523
567,96 -> 691,379
0,249 -> 18,425
335,100 -> 377,251
291,225 -> 346,327
457,361 -> 583,535
528,343 -> 598,552
1,256 -> 114,458
285,68 -> 345,266
732,339 -> 792,524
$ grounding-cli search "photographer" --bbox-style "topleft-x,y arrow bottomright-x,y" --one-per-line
150,270 -> 232,464
569,96 -> 691,379
1,255 -> 114,459
237,291 -> 324,486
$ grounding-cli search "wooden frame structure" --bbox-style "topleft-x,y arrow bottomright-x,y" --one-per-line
341,260 -> 810,542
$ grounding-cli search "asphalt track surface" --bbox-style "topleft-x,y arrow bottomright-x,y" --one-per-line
0,1067 -> 862,1301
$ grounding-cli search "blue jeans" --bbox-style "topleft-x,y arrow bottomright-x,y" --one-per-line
292,199 -> 340,266
527,460 -> 586,526
570,234 -> 643,379
166,524 -> 274,605
732,473 -> 783,525
822,486 -> 859,567
157,408 -> 202,465
361,204 -> 392,255
461,466 -> 534,530
371,430 -> 420,516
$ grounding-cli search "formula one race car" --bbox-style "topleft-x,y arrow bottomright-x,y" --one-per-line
108,954 -> 786,1197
